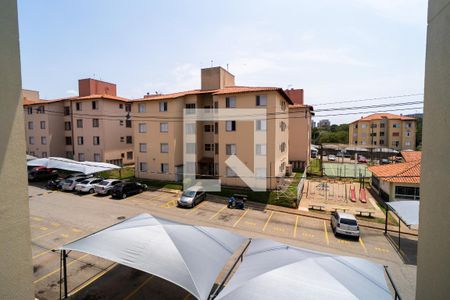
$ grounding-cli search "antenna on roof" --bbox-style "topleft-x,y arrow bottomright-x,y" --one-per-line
226,64 -> 229,71
211,60 -> 213,67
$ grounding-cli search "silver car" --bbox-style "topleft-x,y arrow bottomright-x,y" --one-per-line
94,179 -> 123,195
331,212 -> 360,239
61,176 -> 88,191
177,186 -> 206,208
75,178 -> 103,193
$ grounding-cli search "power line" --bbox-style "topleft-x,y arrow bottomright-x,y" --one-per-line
312,93 -> 423,106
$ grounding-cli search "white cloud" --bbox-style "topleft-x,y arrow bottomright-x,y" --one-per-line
352,0 -> 428,24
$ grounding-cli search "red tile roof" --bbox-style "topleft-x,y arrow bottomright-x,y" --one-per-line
351,113 -> 416,124
401,151 -> 422,162
284,89 -> 304,105
22,94 -> 130,106
368,160 -> 421,184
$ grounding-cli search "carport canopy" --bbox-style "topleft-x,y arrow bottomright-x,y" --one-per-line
59,213 -> 247,300
387,201 -> 420,227
27,157 -> 120,174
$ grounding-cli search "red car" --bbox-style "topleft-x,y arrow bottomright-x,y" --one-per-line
357,155 -> 368,163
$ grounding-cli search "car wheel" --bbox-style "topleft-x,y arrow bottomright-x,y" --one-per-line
89,188 -> 94,194
122,193 -> 127,199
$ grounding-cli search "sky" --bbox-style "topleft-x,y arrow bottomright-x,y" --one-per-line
18,0 -> 428,123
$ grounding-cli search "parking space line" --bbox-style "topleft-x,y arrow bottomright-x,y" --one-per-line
123,275 -> 154,300
293,216 -> 299,238
323,221 -> 330,246
262,211 -> 274,232
39,226 -> 49,231
32,249 -> 53,260
32,230 -> 59,241
33,253 -> 90,284
209,206 -> 227,220
185,201 -> 206,215
160,198 -> 177,208
32,216 -> 43,222
69,263 -> 117,296
233,210 -> 249,227
51,222 -> 60,227
359,236 -> 368,254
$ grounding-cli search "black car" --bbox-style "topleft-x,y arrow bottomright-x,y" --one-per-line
28,168 -> 58,181
110,182 -> 147,199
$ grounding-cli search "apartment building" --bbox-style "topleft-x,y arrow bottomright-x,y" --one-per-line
23,79 -> 134,165
132,67 -> 294,189
349,113 -> 416,150
288,103 -> 313,170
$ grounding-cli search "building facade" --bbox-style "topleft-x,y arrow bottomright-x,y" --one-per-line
288,104 -> 313,170
23,79 -> 134,166
349,113 -> 417,150
132,67 -> 295,189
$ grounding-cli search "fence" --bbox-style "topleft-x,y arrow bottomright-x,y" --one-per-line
295,171 -> 308,207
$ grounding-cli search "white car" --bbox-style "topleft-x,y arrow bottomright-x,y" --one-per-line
94,179 -> 123,195
75,178 -> 103,193
61,176 -> 89,191
330,212 -> 360,239
328,154 -> 337,161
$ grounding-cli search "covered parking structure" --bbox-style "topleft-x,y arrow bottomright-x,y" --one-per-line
27,157 -> 121,174
55,213 -> 399,299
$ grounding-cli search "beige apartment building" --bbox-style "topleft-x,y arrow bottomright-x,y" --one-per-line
288,104 -> 313,170
23,79 -> 134,165
349,113 -> 417,150
132,67 -> 297,189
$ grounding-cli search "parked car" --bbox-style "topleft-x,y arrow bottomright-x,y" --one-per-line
61,176 -> 89,191
328,154 -> 337,161
28,167 -> 58,181
177,186 -> 206,208
357,155 -> 368,163
336,151 -> 344,157
330,212 -> 360,239
380,158 -> 390,165
311,150 -> 318,158
94,179 -> 123,195
110,182 -> 147,199
75,178 -> 104,193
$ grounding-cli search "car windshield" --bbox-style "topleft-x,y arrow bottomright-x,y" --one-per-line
81,180 -> 89,184
340,218 -> 358,226
65,179 -> 73,184
182,190 -> 196,197
98,180 -> 109,186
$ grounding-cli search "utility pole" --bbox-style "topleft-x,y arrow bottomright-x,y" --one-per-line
319,144 -> 324,177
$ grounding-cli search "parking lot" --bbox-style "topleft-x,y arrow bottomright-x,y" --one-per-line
28,184 -> 417,300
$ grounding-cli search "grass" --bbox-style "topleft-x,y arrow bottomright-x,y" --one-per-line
307,159 -> 321,176
98,166 -> 135,179
138,179 -> 183,191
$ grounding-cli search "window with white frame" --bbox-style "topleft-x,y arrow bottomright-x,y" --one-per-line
256,144 -> 267,156
361,124 -> 367,129
185,103 -> 196,114
256,120 -> 266,131
406,131 -> 411,137
93,136 -> 100,145
92,118 -> 99,128
226,167 -> 236,177
139,162 -> 148,172
160,143 -> 169,153
77,136 -> 84,145
139,123 -> 147,133
226,121 -> 236,131
159,102 -> 168,112
393,123 -> 400,128
256,95 -> 267,106
76,102 -> 82,111
41,136 -> 47,145
226,144 -> 236,155
40,121 -> 46,129
160,122 -> 168,133
139,143 -> 147,153
138,103 -> 146,113
78,153 -> 85,161
205,144 -> 212,151
28,121 -> 33,130
94,153 -> 101,162
77,119 -> 83,128
226,97 -> 236,108
405,141 -> 411,146
27,107 -> 33,114
161,163 -> 169,173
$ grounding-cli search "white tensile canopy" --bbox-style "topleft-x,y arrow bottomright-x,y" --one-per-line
215,239 -> 392,300
387,201 -> 420,227
27,157 -> 120,174
59,213 -> 247,300
26,154 -> 38,161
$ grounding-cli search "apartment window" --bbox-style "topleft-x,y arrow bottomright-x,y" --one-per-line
406,131 -> 411,137
126,120 -> 132,128
204,124 -> 212,132
405,141 -> 411,146
185,103 -> 196,114
64,121 -> 71,131
92,118 -> 99,128
256,144 -> 267,156
139,162 -> 148,172
393,132 -> 400,137
42,152 -> 48,158
28,121 -> 33,130
204,105 -> 211,113
127,151 -> 133,160
120,120 -> 124,126
27,107 -> 33,114
280,121 -> 287,132
185,123 -> 195,134
64,106 -> 70,115
160,123 -> 168,133
37,106 -> 45,114
138,103 -> 146,113
215,143 -> 219,155
280,142 -> 286,152
139,123 -> 147,133
371,124 -> 377,128
226,97 -> 236,108
93,136 -> 100,145
78,153 -> 85,161
139,143 -> 147,153
354,124 -> 358,129
159,101 -> 168,112
92,101 -> 98,110
226,144 -> 236,155
29,151 -> 35,156
205,144 -> 212,151
361,124 -> 367,129
64,136 -> 72,145
125,104 -> 132,112
76,102 -> 82,111
393,123 -> 400,128
226,167 -> 236,177
380,123 -> 385,128
160,143 -> 169,153
65,151 -> 73,159
77,119 -> 83,128
121,153 -> 125,158
77,136 -> 84,145
214,122 -> 218,134
126,136 -> 133,144
370,132 -> 377,137
214,101 -> 219,112
94,153 -> 101,162
395,186 -> 420,201
185,143 -> 196,154
120,137 -> 125,143
380,140 -> 385,145
119,103 -> 123,109
256,95 -> 267,106
406,123 -> 412,128
226,121 -> 236,132
161,163 -> 169,174
29,136 -> 34,145
393,141 -> 400,147
256,120 -> 267,131
380,132 -> 385,137
41,136 -> 47,145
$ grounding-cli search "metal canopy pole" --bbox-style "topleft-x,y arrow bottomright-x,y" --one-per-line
398,215 -> 401,251
62,250 -> 68,299
384,205 -> 389,234
384,266 -> 401,300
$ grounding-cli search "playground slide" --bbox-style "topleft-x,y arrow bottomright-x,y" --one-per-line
350,186 -> 356,202
359,188 -> 367,203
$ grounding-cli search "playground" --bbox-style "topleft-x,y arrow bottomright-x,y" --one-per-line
322,162 -> 372,178
299,179 -> 384,218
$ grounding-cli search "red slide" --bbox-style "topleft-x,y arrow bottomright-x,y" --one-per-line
350,186 -> 356,202
360,188 -> 367,203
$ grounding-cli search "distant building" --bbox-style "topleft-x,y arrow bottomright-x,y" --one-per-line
349,113 -> 416,151
311,120 -> 316,128
317,119 -> 330,128
288,104 -> 314,170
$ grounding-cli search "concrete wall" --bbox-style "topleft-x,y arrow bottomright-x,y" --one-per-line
416,0 -> 450,298
78,78 -> 117,97
0,1 -> 34,298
